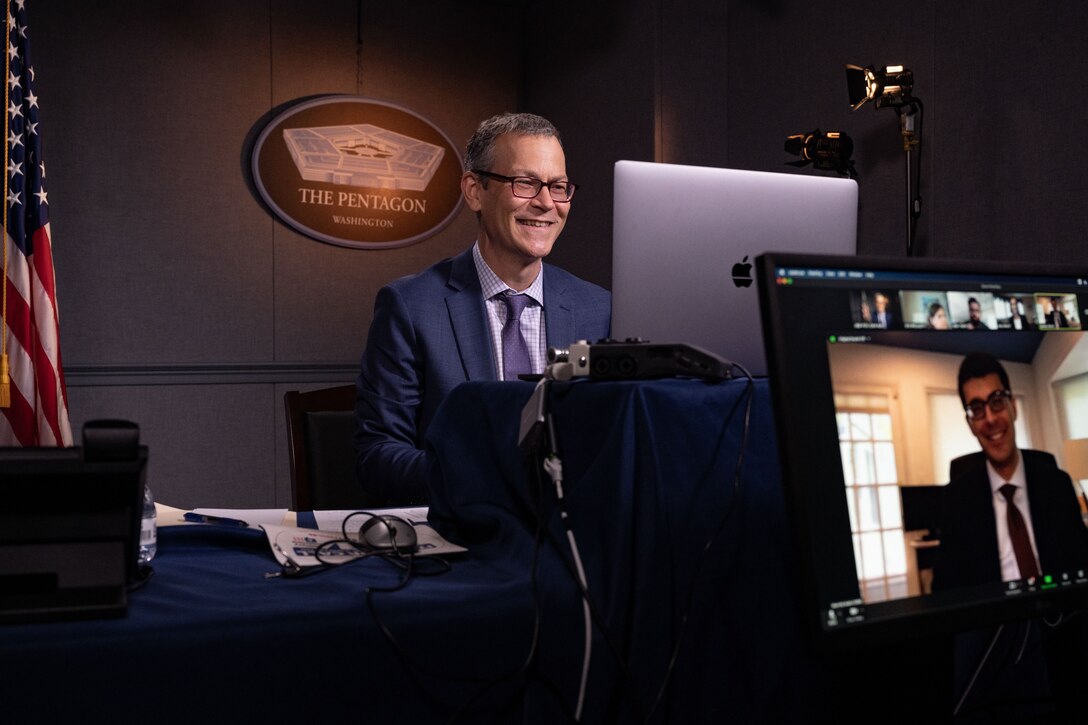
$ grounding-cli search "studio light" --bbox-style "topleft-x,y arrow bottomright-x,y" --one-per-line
844,62 -> 924,256
845,64 -> 914,110
784,129 -> 856,178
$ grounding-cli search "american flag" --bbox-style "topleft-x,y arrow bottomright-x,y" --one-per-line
1,0 -> 71,446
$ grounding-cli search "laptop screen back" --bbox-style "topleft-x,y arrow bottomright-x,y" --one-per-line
612,161 -> 857,375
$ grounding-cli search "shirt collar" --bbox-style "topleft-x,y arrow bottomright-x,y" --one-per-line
987,449 -> 1026,492
471,241 -> 544,305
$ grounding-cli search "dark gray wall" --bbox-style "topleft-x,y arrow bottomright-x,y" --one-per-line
28,0 -> 1088,507
33,1 -> 522,507
532,1 -> 1088,262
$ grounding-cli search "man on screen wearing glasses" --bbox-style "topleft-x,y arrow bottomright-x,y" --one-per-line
933,352 -> 1088,592
932,356 -> 1088,716
353,112 -> 610,503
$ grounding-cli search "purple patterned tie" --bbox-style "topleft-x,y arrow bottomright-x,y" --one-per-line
500,293 -> 531,381
999,483 -> 1040,579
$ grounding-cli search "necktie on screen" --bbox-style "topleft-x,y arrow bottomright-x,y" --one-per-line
500,294 -> 532,381
999,483 -> 1040,579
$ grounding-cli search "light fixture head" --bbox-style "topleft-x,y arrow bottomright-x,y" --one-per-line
784,129 -> 856,178
845,63 -> 914,110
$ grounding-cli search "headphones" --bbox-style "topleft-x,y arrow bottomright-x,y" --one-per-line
357,514 -> 418,554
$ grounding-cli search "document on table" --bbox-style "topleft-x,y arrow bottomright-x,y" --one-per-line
311,506 -> 429,532
156,504 -> 291,529
193,508 -> 290,528
262,520 -> 466,570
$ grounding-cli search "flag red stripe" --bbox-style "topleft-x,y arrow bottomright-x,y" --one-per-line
31,319 -> 63,446
0,372 -> 37,446
4,272 -> 32,350
32,230 -> 68,402
29,228 -> 67,443
32,227 -> 58,304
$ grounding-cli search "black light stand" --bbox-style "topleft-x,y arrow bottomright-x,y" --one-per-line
518,362 -> 593,722
897,99 -> 924,256
845,63 -> 924,256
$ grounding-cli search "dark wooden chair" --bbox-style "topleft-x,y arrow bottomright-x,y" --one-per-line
900,484 -> 945,595
284,384 -> 386,511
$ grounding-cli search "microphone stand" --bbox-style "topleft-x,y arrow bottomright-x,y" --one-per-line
517,363 -> 592,722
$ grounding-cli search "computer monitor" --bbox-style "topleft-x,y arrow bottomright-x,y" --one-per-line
757,252 -> 1088,642
0,445 -> 148,622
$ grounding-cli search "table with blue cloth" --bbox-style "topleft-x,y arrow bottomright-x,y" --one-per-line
0,377 -> 806,724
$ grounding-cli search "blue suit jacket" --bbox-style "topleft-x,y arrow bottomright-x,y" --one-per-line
354,247 -> 611,502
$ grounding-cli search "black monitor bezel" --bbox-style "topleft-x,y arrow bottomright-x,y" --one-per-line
0,446 -> 149,622
757,252 -> 1088,645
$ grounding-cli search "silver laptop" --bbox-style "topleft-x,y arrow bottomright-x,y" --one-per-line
612,160 -> 858,376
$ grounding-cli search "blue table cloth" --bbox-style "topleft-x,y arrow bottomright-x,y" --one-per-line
1,377 -> 805,723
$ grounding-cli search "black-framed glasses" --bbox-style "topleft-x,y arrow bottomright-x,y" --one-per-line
473,170 -> 577,202
965,389 -> 1013,420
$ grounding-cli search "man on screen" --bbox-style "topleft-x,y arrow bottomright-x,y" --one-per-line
932,352 -> 1088,592
1005,295 -> 1033,330
865,291 -> 894,328
1043,296 -> 1071,328
353,112 -> 611,503
965,297 -> 989,330
933,353 -> 1088,717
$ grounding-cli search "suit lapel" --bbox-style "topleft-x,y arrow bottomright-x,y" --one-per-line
446,249 -> 496,380
1023,452 -> 1060,571
968,469 -> 1002,577
951,462 -> 1002,585
543,265 -> 576,348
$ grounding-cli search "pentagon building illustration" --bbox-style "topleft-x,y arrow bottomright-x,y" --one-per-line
283,123 -> 446,191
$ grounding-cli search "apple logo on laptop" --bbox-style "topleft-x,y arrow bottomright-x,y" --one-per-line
731,255 -> 753,288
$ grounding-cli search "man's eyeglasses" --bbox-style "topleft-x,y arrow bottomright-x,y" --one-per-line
965,389 -> 1013,420
473,170 -> 577,202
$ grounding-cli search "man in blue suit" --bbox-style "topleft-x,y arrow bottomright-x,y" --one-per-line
354,113 -> 611,502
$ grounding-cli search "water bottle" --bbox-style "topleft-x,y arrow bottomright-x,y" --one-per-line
138,484 -> 157,564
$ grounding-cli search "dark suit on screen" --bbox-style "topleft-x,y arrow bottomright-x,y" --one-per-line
932,449 -> 1088,592
354,247 -> 611,502
936,451 -> 1088,716
1045,310 -> 1070,328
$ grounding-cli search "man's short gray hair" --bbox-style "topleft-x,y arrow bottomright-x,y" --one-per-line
464,112 -> 563,174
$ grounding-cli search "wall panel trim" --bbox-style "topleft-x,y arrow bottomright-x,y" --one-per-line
65,362 -> 358,387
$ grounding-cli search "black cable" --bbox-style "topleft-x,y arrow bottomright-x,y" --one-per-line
268,528 -> 381,579
527,371 -> 757,724
365,553 -> 416,594
644,365 -> 755,724
443,471 -> 553,725
268,510 -> 542,717
525,438 -> 649,723
543,453 -> 593,721
326,506 -> 552,722
953,622 -> 1003,718
379,551 -> 452,577
952,617 -> 1068,719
